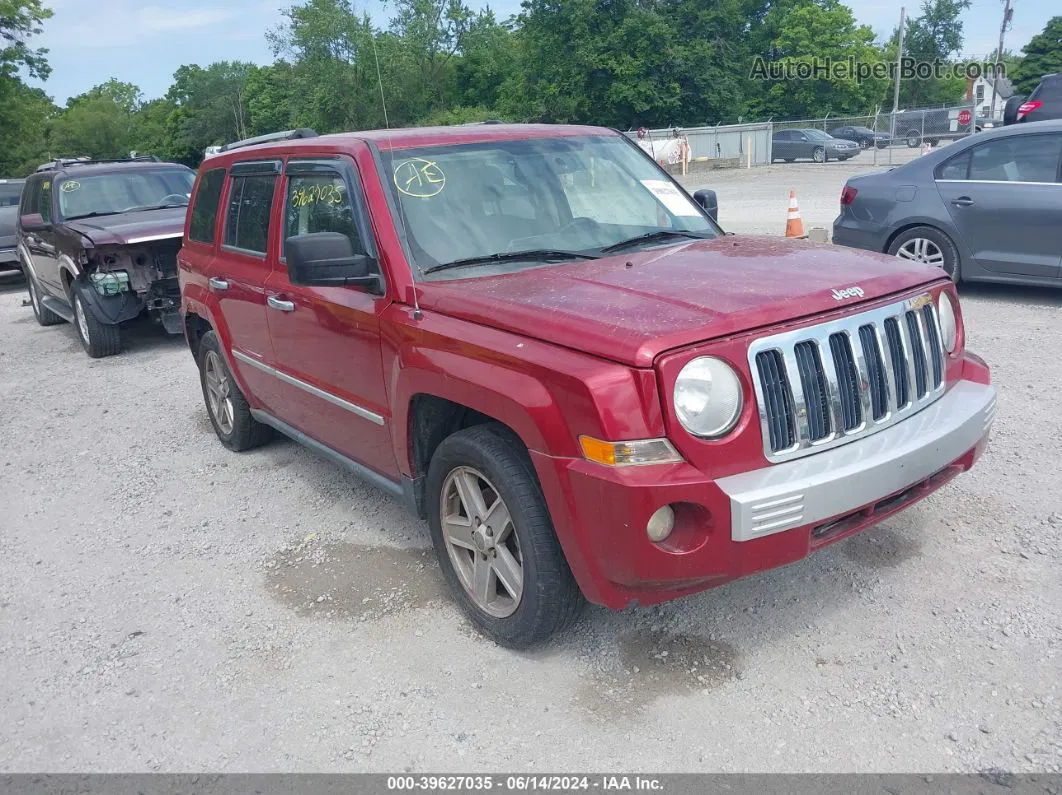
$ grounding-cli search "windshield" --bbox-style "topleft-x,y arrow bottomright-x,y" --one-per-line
380,135 -> 719,279
0,182 -> 23,206
58,168 -> 195,219
804,130 -> 831,141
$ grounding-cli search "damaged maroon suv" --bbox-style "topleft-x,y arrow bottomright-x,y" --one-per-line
17,156 -> 194,357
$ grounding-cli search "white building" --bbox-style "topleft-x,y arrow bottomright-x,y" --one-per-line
968,74 -> 1015,120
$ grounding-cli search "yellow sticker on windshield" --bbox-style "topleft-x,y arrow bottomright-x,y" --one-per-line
393,158 -> 445,198
61,181 -> 81,193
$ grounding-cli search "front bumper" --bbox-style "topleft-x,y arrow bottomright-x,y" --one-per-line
532,368 -> 994,610
719,380 -> 995,541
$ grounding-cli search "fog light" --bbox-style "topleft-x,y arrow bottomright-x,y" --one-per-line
646,505 -> 675,543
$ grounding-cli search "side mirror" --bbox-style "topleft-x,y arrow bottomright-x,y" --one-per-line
285,232 -> 380,290
693,189 -> 718,222
20,213 -> 48,232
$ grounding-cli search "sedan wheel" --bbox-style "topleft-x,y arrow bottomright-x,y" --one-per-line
812,147 -> 826,163
860,139 -> 870,149
896,237 -> 945,268
440,466 -> 523,619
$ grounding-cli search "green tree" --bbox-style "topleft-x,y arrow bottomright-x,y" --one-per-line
1012,17 -> 1062,94
896,0 -> 972,107
49,81 -> 144,159
165,61 -> 255,163
747,0 -> 889,120
0,0 -> 54,174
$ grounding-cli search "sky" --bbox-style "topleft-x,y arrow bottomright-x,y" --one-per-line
27,0 -> 1057,105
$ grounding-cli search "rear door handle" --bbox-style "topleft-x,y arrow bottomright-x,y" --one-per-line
209,277 -> 229,291
951,197 -> 975,207
267,295 -> 295,312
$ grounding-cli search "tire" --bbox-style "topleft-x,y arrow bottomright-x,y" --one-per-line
71,288 -> 121,358
887,225 -> 961,283
906,131 -> 921,148
812,147 -> 826,163
27,274 -> 63,326
197,330 -> 273,452
860,139 -> 870,150
426,423 -> 584,648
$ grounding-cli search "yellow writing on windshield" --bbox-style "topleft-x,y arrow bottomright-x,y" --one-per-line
291,183 -> 344,208
393,158 -> 445,198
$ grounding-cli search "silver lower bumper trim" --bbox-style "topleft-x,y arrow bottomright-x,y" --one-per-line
718,380 -> 996,542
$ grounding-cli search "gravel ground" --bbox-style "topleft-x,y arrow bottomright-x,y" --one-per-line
0,167 -> 1059,773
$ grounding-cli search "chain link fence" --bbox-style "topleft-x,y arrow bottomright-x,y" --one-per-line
627,101 -> 981,171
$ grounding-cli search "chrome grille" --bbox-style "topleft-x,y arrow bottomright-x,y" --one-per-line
749,293 -> 948,462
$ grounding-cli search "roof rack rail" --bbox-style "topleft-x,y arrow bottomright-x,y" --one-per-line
460,120 -> 508,125
219,128 -> 318,153
35,154 -> 161,172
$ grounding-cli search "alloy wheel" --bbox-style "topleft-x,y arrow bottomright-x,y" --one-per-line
440,466 -> 523,618
73,294 -> 90,342
896,238 -> 945,268
203,350 -> 235,434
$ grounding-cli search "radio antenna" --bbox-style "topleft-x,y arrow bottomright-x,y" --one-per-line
370,31 -> 422,320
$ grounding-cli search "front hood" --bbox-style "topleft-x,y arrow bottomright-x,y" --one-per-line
65,207 -> 186,246
420,236 -> 944,367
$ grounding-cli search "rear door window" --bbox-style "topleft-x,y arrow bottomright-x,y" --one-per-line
189,168 -> 226,244
967,134 -> 1062,183
223,174 -> 278,255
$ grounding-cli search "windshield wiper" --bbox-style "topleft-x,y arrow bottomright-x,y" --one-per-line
423,249 -> 599,275
122,202 -> 188,212
598,230 -> 712,254
64,210 -> 123,221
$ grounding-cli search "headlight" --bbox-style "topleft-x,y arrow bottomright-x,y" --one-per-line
674,357 -> 743,438
937,291 -> 958,353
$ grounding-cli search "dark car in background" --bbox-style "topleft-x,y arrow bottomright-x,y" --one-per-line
1004,74 -> 1062,126
833,120 -> 1062,287
771,129 -> 860,162
18,156 -> 195,357
829,125 -> 890,150
0,178 -> 26,272
891,107 -> 982,148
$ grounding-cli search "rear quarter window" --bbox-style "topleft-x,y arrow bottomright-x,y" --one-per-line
189,168 -> 226,245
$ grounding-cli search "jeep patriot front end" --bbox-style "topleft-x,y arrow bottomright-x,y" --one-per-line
179,125 -> 995,647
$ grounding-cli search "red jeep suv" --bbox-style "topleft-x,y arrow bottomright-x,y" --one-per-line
179,124 -> 995,647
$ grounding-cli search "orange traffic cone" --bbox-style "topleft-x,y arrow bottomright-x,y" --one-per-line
785,190 -> 806,238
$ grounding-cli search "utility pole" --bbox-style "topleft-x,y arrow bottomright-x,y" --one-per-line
892,6 -> 906,139
989,0 -> 1014,120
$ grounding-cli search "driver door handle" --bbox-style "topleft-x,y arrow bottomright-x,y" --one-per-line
267,295 -> 296,312
208,277 -> 229,291
951,197 -> 975,207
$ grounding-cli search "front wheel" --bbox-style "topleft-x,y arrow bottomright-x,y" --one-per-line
860,139 -> 870,150
426,424 -> 584,648
887,226 -> 961,282
906,131 -> 921,148
812,147 -> 826,163
72,289 -> 121,358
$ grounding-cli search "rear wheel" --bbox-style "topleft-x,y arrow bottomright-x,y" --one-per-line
27,275 -> 63,326
906,131 -> 921,148
859,139 -> 870,150
426,423 -> 584,648
198,330 -> 273,451
888,226 -> 960,282
72,289 -> 121,358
